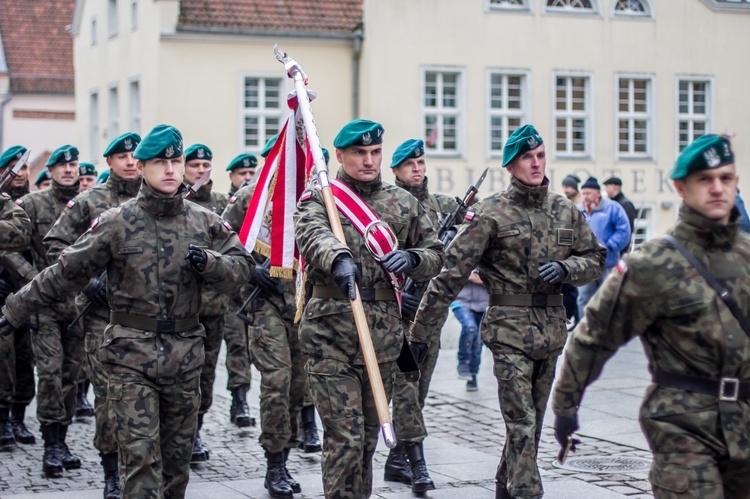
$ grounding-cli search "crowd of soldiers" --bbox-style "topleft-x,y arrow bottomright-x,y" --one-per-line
0,117 -> 748,499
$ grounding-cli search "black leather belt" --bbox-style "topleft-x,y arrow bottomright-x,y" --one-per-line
312,286 -> 395,302
653,370 -> 750,402
110,312 -> 200,334
489,294 -> 564,307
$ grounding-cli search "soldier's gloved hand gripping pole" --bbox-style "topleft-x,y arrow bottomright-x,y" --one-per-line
275,45 -> 398,449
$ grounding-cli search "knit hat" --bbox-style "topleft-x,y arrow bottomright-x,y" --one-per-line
581,177 -> 600,190
561,175 -> 580,190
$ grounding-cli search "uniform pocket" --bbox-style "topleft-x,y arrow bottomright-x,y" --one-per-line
306,359 -> 357,421
649,465 -> 690,494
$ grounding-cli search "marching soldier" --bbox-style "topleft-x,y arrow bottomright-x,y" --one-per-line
223,153 -> 260,428
553,134 -> 750,498
409,125 -> 605,499
79,162 -> 99,192
43,132 -> 142,498
9,145 -> 84,476
0,146 -> 36,450
182,143 -> 229,463
294,119 -> 444,499
385,138 -> 460,491
1,124 -> 253,498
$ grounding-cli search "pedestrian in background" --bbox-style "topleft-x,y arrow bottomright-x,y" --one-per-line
603,176 -> 637,246
452,270 -> 488,391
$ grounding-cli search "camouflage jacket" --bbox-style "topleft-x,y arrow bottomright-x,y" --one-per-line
553,206 -> 750,459
42,172 -> 142,321
5,182 -> 29,201
410,176 -> 605,359
186,179 -> 230,316
0,193 -> 31,251
3,182 -> 253,383
395,177 -> 461,232
294,167 -> 445,364
222,184 -> 297,320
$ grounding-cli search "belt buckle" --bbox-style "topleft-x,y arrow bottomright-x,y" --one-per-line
359,288 -> 375,301
531,294 -> 547,307
719,377 -> 739,402
156,319 -> 175,334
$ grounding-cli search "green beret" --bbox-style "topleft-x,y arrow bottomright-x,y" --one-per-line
185,144 -> 213,162
46,145 -> 79,166
322,148 -> 330,166
79,162 -> 98,177
502,125 -> 543,168
34,169 -> 52,186
261,134 -> 278,158
226,153 -> 258,172
0,146 -> 27,170
102,132 -> 141,157
333,119 -> 384,149
97,169 -> 110,185
390,139 -> 424,169
670,134 -> 735,180
133,124 -> 183,161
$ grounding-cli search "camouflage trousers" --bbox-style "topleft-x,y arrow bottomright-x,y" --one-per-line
223,295 -> 252,389
199,314 -> 224,415
31,313 -> 84,425
0,323 -> 35,408
647,452 -> 750,498
490,343 -> 557,499
248,298 -> 306,453
108,372 -> 200,499
83,312 -> 117,454
307,357 -> 396,499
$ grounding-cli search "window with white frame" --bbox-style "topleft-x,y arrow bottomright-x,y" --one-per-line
108,0 -> 118,37
90,92 -> 100,159
488,0 -> 530,10
488,72 -> 527,157
108,86 -> 119,139
632,205 -> 653,248
128,80 -> 141,134
423,69 -> 463,155
553,75 -> 591,157
546,0 -> 598,13
612,0 -> 653,17
242,76 -> 284,152
131,0 -> 138,30
677,79 -> 711,153
617,76 -> 653,159
91,17 -> 97,45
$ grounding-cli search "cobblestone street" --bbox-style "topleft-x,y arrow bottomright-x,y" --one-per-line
1,335 -> 656,498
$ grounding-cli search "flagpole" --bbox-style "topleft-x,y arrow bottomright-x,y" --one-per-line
274,45 -> 397,449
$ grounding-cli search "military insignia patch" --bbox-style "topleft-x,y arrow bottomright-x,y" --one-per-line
14,199 -> 22,205
229,195 -> 237,204
124,138 -> 133,150
91,217 -> 100,229
527,136 -> 539,149
64,150 -> 72,161
704,148 -> 721,168
465,211 -> 475,221
66,200 -> 76,209
197,148 -> 205,159
299,190 -> 313,202
557,228 -> 574,246
165,145 -> 175,158
221,219 -> 233,231
15,151 -> 22,159
616,259 -> 628,274
243,158 -> 250,167
361,132 -> 372,145
0,192 -> 9,199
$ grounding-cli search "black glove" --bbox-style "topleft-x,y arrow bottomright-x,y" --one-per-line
439,227 -> 458,247
381,250 -> 417,274
409,341 -> 428,365
83,275 -> 108,307
539,262 -> 566,284
401,291 -> 422,320
331,254 -> 360,300
554,413 -> 581,463
0,316 -> 13,338
251,265 -> 283,296
185,244 -> 208,273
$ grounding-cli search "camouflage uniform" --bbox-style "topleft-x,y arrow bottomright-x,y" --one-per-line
43,171 -> 142,455
12,180 -> 83,428
294,167 -> 444,499
186,180 -> 229,419
410,176 -> 605,498
553,205 -> 750,498
3,182 -> 253,498
391,176 -> 459,444
223,184 -> 306,454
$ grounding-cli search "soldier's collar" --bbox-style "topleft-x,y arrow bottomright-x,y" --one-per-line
336,166 -> 382,196
395,176 -> 429,202
6,181 -> 29,200
674,204 -> 739,249
136,181 -> 186,218
507,175 -> 549,207
187,179 -> 213,203
51,179 -> 82,202
107,171 -> 142,197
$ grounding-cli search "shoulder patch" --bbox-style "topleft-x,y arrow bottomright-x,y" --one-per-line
90,217 -> 100,229
464,210 -> 475,221
299,190 -> 313,202
220,219 -> 233,231
14,198 -> 23,205
0,192 -> 9,200
229,195 -> 238,204
66,199 -> 76,209
616,259 -> 628,275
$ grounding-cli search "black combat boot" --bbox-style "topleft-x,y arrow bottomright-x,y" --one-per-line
230,385 -> 255,427
299,405 -> 321,453
0,406 -> 16,450
101,452 -> 121,499
496,481 -> 512,499
281,448 -> 301,493
58,424 -> 82,470
40,423 -> 63,475
10,403 -> 36,444
383,443 -> 412,485
191,413 -> 209,463
264,450 -> 294,498
404,442 -> 436,493
76,380 -> 94,418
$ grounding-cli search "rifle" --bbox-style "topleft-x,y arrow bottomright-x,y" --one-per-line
235,259 -> 271,326
401,168 -> 488,298
0,150 -> 31,195
67,173 -> 212,337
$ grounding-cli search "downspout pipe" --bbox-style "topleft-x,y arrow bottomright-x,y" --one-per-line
0,91 -> 13,152
352,26 -> 363,119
